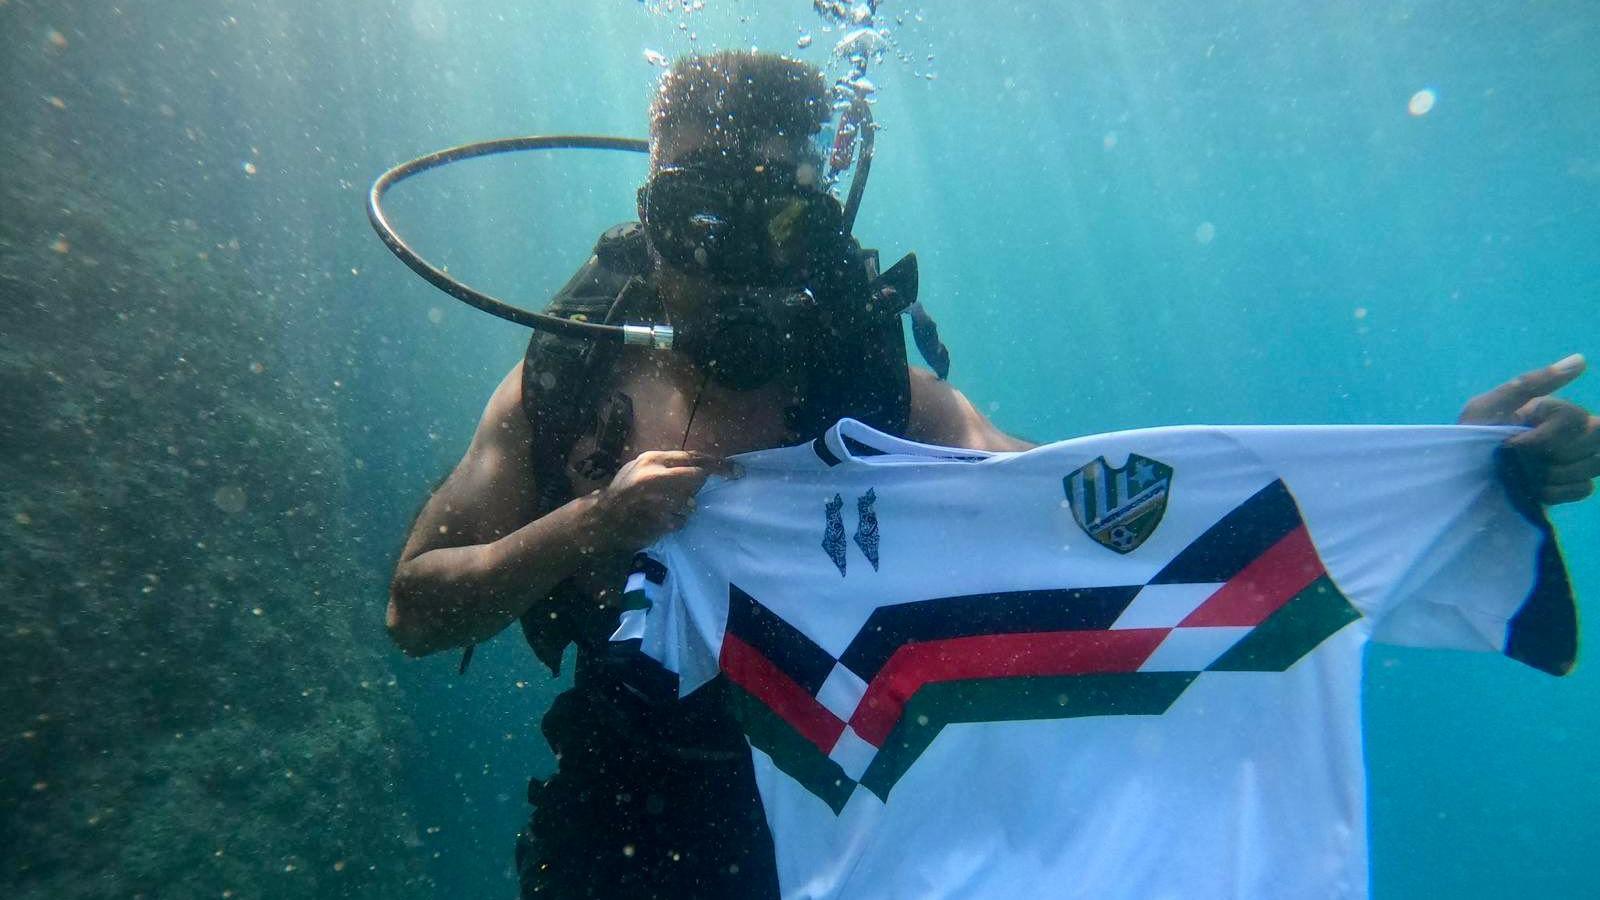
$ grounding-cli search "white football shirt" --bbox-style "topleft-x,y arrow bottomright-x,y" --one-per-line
613,418 -> 1575,900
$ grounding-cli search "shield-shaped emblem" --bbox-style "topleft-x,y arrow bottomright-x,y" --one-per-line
1063,454 -> 1173,554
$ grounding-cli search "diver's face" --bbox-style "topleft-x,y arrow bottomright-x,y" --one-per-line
646,130 -> 823,317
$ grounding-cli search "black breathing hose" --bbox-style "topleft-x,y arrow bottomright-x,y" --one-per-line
841,103 -> 875,235
369,129 -> 875,345
367,135 -> 651,343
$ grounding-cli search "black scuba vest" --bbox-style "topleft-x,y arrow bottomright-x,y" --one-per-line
516,221 -> 917,673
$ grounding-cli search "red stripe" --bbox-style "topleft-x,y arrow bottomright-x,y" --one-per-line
848,629 -> 1167,747
720,633 -> 846,753
1179,525 -> 1324,628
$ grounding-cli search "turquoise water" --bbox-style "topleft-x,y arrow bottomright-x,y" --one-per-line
3,1 -> 1595,897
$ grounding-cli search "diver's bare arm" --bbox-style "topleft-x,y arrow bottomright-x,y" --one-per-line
905,367 -> 1036,452
386,364 -> 616,657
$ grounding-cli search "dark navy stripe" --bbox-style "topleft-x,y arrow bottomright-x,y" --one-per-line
1148,479 -> 1301,585
842,435 -> 889,457
841,432 -> 987,463
812,437 -> 841,467
630,552 -> 668,585
726,584 -> 838,696
607,638 -> 682,703
838,585 -> 1141,681
1495,447 -> 1577,676
1504,534 -> 1578,676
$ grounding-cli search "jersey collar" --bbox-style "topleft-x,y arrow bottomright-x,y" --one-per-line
811,418 -> 996,468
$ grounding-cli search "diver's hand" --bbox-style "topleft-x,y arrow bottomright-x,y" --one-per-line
591,450 -> 742,550
1458,354 -> 1599,504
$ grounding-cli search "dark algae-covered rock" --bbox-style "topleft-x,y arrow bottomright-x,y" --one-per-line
0,148 -> 429,899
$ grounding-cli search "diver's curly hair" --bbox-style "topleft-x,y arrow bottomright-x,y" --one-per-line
650,50 -> 830,169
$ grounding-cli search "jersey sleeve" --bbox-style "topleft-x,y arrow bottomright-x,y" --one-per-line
1231,426 -> 1576,675
611,543 -> 723,695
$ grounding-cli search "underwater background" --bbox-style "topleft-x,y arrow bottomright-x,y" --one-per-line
2,1 -> 1595,897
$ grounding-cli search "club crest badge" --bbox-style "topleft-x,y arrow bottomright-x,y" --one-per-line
1063,454 -> 1172,554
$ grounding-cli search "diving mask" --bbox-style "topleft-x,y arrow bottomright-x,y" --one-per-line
638,160 -> 846,286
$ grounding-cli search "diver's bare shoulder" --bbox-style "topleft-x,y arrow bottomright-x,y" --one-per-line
905,366 -> 1035,453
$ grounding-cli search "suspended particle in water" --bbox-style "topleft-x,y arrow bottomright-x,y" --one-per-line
427,306 -> 445,324
46,96 -> 65,110
643,48 -> 669,67
797,33 -> 813,49
1195,221 -> 1216,245
409,1 -> 449,41
213,484 -> 248,514
1408,89 -> 1436,116
47,29 -> 68,49
1353,307 -> 1368,320
242,161 -> 257,176
1103,132 -> 1118,151
49,236 -> 70,253
248,360 -> 265,374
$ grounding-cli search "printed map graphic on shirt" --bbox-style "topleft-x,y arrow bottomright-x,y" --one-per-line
612,419 -> 1576,900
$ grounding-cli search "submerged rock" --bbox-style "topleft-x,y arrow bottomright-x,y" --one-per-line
0,145 -> 429,899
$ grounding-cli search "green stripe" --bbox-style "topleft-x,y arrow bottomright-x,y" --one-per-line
725,684 -> 857,814
1208,574 -> 1361,672
859,672 -> 1196,801
619,588 -> 650,612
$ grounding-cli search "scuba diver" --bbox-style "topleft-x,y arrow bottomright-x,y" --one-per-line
386,51 -> 1028,898
381,50 -> 1599,900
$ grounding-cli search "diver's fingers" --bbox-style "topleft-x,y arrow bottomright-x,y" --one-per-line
1544,454 -> 1600,485
652,451 -> 743,478
1539,480 -> 1596,505
1541,414 -> 1600,464
1505,399 -> 1591,458
638,449 -> 705,467
1460,354 -> 1586,423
